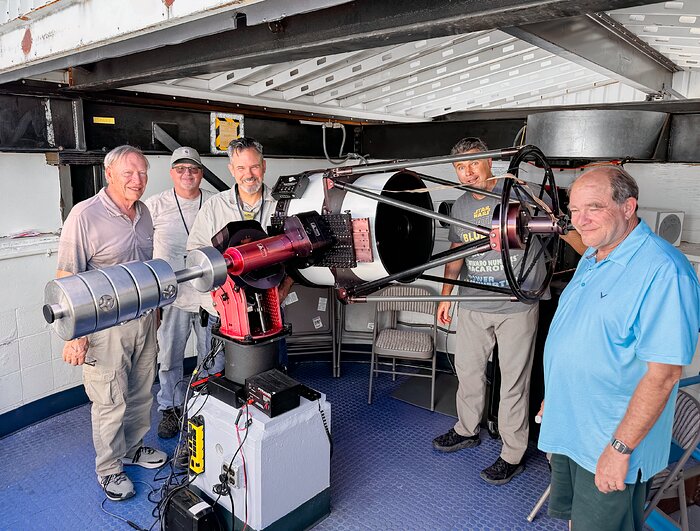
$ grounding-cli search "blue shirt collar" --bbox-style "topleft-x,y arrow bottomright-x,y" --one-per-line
584,219 -> 652,267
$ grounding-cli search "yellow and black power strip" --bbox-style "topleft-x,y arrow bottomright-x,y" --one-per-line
188,415 -> 205,474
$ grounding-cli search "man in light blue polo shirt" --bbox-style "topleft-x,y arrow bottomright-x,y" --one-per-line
538,166 -> 700,530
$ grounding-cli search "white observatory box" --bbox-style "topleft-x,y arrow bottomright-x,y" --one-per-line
637,208 -> 684,247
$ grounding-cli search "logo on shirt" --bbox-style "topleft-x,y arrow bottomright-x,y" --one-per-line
474,206 -> 491,219
600,292 -> 608,298
462,232 -> 486,243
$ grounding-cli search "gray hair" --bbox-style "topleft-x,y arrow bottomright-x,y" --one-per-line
103,145 -> 149,170
451,137 -> 488,156
573,165 -> 639,204
227,137 -> 264,161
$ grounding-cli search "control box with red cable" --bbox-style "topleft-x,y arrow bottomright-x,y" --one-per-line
245,369 -> 301,417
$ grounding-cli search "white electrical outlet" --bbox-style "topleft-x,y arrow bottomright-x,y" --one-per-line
221,462 -> 241,489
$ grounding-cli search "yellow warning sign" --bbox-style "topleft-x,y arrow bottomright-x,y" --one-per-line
92,116 -> 115,125
210,112 -> 244,154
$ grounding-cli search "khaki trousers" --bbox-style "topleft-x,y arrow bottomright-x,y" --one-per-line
454,304 -> 539,464
82,313 -> 157,476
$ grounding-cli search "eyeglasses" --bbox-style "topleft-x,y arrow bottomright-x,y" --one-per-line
173,166 -> 202,175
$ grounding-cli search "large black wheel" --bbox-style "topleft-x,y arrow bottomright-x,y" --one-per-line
499,145 -> 560,303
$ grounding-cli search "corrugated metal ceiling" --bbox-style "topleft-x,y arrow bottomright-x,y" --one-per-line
124,1 -> 699,123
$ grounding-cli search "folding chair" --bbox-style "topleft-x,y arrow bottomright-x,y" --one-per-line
368,285 -> 438,410
644,389 -> 700,531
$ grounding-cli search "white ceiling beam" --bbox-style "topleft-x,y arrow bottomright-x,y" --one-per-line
248,50 -> 361,96
208,67 -> 262,91
421,67 -> 600,117
615,16 -> 700,29
491,78 -> 618,109
327,31 -> 516,107
450,73 -> 609,114
638,34 -> 700,47
385,50 -> 561,115
312,30 -> 494,105
363,41 -> 541,112
125,80 -> 425,123
280,34 -> 459,101
611,2 -> 700,17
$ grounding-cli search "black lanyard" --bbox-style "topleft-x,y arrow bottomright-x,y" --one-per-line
173,189 -> 203,236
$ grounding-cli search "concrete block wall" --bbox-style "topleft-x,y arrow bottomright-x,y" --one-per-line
0,238 -> 83,415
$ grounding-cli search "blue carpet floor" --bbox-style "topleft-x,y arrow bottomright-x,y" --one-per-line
0,361 -> 565,530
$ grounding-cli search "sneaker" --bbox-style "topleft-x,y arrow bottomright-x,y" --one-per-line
123,446 -> 167,469
98,472 -> 135,501
480,456 -> 524,485
432,428 -> 481,452
158,407 -> 182,439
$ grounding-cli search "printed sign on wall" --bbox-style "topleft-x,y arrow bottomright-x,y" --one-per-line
210,112 -> 244,154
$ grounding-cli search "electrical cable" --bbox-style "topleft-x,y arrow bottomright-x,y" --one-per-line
443,301 -> 458,376
321,122 -> 368,165
99,481 -> 157,531
147,340 -> 224,531
235,408 -> 250,531
210,404 -> 251,529
318,400 -> 333,458
512,125 -> 527,147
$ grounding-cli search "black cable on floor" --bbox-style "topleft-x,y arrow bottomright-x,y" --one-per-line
100,480 -> 156,531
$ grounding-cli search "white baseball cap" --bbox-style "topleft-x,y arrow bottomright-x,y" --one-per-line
170,146 -> 202,167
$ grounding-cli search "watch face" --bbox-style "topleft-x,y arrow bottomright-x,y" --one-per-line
612,439 -> 631,454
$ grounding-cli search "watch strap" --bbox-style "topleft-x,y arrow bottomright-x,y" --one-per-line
610,438 -> 633,455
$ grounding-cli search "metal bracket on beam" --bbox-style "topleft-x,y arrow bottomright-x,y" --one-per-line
152,122 -> 229,192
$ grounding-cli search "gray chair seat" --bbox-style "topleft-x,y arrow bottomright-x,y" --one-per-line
375,328 -> 433,359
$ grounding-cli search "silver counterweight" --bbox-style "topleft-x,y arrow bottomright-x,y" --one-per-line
43,247 -> 228,340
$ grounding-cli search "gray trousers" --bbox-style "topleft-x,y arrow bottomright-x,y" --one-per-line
82,313 -> 157,476
454,304 -> 539,464
156,305 -> 211,412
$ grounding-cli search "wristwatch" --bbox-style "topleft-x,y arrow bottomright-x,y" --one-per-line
610,438 -> 633,455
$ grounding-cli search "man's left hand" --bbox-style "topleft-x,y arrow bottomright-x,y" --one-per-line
595,444 -> 630,493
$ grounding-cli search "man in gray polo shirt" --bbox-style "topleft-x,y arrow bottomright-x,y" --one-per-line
144,147 -> 215,439
57,145 -> 166,502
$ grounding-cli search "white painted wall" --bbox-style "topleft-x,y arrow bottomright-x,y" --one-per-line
0,153 -> 69,414
521,162 -> 700,244
0,153 -> 62,238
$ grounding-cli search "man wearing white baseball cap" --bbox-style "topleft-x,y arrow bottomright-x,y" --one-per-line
145,147 -> 216,439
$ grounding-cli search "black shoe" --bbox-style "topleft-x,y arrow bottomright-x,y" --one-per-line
432,428 -> 481,452
174,443 -> 190,470
480,456 -> 524,485
158,407 -> 181,439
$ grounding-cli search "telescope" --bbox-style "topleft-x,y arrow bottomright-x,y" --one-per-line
43,144 -> 568,349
